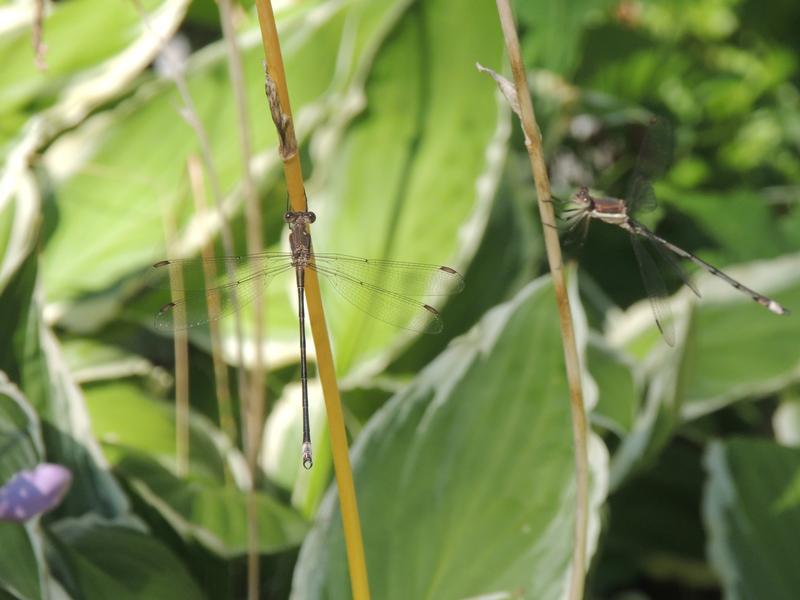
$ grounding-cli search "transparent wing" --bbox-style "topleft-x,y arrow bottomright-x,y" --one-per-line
149,252 -> 294,291
310,253 -> 465,296
150,251 -> 464,333
626,116 -> 674,215
629,232 -> 676,346
311,263 -> 451,334
627,175 -> 658,215
151,256 -> 294,330
636,226 -> 702,299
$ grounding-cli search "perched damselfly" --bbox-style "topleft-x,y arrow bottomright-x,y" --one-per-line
152,210 -> 464,468
560,117 -> 789,345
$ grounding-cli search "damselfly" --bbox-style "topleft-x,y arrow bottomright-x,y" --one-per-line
561,117 -> 789,345
152,211 -> 464,467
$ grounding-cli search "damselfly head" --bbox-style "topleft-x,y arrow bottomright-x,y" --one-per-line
573,186 -> 592,206
558,186 -> 594,232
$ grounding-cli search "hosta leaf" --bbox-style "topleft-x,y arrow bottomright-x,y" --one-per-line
294,276 -> 608,599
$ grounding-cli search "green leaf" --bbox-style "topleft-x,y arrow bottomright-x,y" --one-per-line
59,336 -> 156,383
719,110 -> 786,171
34,327 -> 130,519
39,0 -> 407,313
294,277 -> 608,598
0,0 -> 190,182
0,240 -> 39,393
773,388 -> 800,446
0,379 -> 47,600
781,205 -> 800,249
309,0 -> 506,372
588,338 -> 638,435
610,254 -> 800,487
610,253 -> 800,401
608,335 -> 687,489
0,172 -> 39,293
49,515 -> 204,600
82,371 -> 310,556
679,255 -> 800,419
659,187 -> 789,262
596,442 -> 714,593
0,374 -> 42,484
261,380 -> 331,518
388,161 -> 544,377
0,522 -> 43,600
704,439 -> 800,600
0,0 -> 187,117
517,0 -> 619,75
578,31 -> 694,107
117,452 -> 309,557
83,378 -> 232,483
0,238 -> 127,518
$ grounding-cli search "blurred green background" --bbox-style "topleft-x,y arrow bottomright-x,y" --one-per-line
1,0 -> 800,598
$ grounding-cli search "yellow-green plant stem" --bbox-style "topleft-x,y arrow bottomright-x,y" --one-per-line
215,4 -> 266,596
163,212 -> 189,477
132,0 -> 249,412
493,2 -> 590,598
186,156 -> 237,452
216,0 -> 266,476
254,2 -> 371,599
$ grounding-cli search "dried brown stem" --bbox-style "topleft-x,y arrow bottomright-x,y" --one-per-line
216,3 -> 267,593
490,2 -> 590,598
32,0 -> 47,70
216,0 -> 266,475
132,0 -> 250,469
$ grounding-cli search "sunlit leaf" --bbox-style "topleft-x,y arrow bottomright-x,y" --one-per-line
0,0 -> 190,152
294,277 -> 608,598
310,0 -> 506,372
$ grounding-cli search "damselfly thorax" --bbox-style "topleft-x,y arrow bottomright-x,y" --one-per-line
563,185 -> 628,229
285,210 -> 315,269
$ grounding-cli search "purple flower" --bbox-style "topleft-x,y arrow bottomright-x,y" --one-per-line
0,464 -> 72,522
